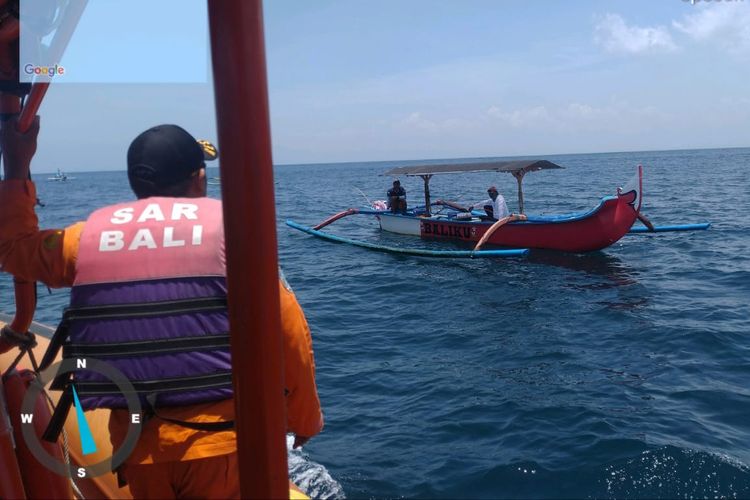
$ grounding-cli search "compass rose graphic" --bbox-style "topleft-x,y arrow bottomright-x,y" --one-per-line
19,358 -> 142,478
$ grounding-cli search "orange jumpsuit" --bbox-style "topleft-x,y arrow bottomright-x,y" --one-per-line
0,180 -> 324,498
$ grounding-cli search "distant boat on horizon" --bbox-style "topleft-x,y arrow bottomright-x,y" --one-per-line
47,169 -> 75,182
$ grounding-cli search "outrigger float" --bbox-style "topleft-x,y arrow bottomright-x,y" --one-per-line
287,160 -> 710,257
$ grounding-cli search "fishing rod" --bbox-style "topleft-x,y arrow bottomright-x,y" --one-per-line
353,186 -> 373,207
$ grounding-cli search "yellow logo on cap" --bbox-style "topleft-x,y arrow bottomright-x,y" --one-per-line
197,140 -> 218,160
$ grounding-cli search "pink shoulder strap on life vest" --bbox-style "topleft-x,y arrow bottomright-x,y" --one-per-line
74,197 -> 225,286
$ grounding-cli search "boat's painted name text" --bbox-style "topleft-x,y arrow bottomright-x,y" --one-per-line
421,221 -> 477,240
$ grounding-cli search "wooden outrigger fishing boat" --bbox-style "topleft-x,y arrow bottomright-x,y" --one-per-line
287,160 -> 710,256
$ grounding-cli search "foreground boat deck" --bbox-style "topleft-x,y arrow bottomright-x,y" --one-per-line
1,316 -> 131,499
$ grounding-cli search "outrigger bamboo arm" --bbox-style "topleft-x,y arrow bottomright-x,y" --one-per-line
313,208 -> 358,230
472,213 -> 528,252
636,213 -> 655,232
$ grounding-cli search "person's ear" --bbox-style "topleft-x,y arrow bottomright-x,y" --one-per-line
190,167 -> 207,196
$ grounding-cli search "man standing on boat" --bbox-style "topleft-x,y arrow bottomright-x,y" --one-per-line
387,179 -> 407,214
0,120 -> 324,498
467,186 -> 509,220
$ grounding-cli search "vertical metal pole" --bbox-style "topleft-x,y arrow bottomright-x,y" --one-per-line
208,1 -> 288,498
513,171 -> 525,214
421,175 -> 432,216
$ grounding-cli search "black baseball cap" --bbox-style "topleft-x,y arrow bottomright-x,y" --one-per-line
127,124 -> 217,189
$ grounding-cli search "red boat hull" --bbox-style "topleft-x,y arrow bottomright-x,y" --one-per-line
417,192 -> 638,252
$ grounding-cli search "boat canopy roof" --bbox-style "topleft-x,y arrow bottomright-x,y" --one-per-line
384,159 -> 563,177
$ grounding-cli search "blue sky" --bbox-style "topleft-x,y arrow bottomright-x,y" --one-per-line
27,0 -> 750,172
21,0 -> 207,83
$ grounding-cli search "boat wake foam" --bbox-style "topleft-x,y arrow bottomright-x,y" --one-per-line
287,435 -> 345,499
601,445 -> 749,498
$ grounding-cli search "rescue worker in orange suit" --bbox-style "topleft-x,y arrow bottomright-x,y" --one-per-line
0,119 -> 324,499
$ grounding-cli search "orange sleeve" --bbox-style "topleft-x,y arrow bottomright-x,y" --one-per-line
280,283 -> 324,438
0,180 -> 82,287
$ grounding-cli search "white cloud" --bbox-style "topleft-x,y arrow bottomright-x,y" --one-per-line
673,3 -> 750,54
401,112 -> 439,132
486,102 -> 669,133
594,13 -> 677,54
395,111 -> 476,134
486,105 -> 554,128
566,103 -> 599,119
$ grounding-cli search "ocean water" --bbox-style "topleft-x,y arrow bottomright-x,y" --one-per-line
1,147 -> 749,498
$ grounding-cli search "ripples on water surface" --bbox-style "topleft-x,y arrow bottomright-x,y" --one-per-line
1,148 -> 749,498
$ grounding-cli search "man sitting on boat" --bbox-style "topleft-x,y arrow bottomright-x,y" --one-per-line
387,179 -> 407,214
0,121 -> 324,499
467,186 -> 509,220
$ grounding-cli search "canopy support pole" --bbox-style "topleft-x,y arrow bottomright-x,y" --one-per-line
512,170 -> 525,214
421,174 -> 433,216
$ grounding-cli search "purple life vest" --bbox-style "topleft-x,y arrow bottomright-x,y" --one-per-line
44,197 -> 233,411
